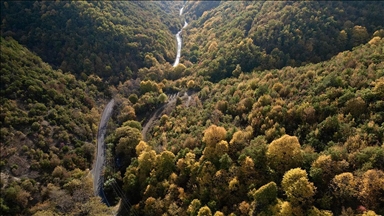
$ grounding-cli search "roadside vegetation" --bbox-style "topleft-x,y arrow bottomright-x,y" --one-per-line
1,1 -> 383,215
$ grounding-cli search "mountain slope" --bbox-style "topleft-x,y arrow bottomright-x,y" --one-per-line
1,1 -> 183,84
1,1 -> 384,215
0,37 -> 111,215
119,37 -> 384,215
182,1 -> 384,82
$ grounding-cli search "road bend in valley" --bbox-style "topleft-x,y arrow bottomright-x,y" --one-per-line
143,3 -> 190,140
173,4 -> 188,67
95,3 -> 189,213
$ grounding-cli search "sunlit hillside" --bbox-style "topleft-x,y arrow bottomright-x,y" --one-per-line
1,1 -> 383,215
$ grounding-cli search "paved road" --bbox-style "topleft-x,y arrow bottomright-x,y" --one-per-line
186,95 -> 192,107
173,5 -> 188,67
142,93 -> 179,141
92,2 -> 190,212
92,99 -> 115,201
141,92 -> 194,141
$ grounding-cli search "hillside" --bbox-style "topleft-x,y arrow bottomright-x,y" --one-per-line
1,1 -> 183,84
116,36 -> 384,216
1,1 -> 384,216
181,1 -> 384,81
0,37 -> 112,215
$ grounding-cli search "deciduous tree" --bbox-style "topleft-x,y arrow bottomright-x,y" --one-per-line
202,125 -> 227,148
267,135 -> 302,177
198,205 -> 212,216
248,181 -> 277,211
282,168 -> 316,207
358,169 -> 384,211
330,172 -> 357,206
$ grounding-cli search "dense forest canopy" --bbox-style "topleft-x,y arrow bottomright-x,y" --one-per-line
0,36 -> 112,215
1,1 -> 183,84
115,37 -> 384,216
1,1 -> 384,216
182,1 -> 384,82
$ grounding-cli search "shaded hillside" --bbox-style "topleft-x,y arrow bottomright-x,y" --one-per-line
182,1 -> 384,82
118,37 -> 384,215
1,1 -> 384,216
1,1 -> 183,84
183,1 -> 220,20
0,37 -> 112,215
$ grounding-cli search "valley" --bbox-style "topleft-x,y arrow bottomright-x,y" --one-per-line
1,1 -> 384,216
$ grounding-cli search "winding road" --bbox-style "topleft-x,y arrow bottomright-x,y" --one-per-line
92,3 -> 190,213
173,5 -> 188,67
142,93 -> 180,141
92,99 -> 115,203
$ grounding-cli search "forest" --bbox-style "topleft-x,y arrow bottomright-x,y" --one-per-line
1,1 -> 383,216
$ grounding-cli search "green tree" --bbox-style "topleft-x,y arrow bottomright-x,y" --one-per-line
232,64 -> 242,77
158,93 -> 168,103
248,181 -> 278,211
140,80 -> 160,94
310,154 -> 349,190
128,93 -> 139,104
144,197 -> 164,215
187,80 -> 195,89
155,151 -> 175,181
229,127 -> 253,159
351,25 -> 369,47
174,63 -> 187,74
122,120 -> 142,131
117,105 -> 136,124
337,30 -> 348,50
307,206 -> 333,216
144,53 -> 159,68
115,126 -> 142,170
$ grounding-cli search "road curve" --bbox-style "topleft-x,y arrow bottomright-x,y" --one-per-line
142,94 -> 179,141
180,5 -> 184,16
92,99 -> 115,203
173,5 -> 188,67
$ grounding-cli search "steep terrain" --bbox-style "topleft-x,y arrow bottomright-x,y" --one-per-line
182,1 -> 384,81
1,1 -> 384,216
120,36 -> 384,216
1,1 -> 183,84
0,37 -> 113,215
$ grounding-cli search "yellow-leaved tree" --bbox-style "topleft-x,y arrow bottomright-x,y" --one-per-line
154,150 -> 175,181
202,125 -> 227,147
330,172 -> 357,206
358,169 -> 384,211
198,206 -> 212,216
282,168 -> 316,207
267,135 -> 303,177
137,149 -> 157,185
201,125 -> 227,163
135,140 -> 152,156
187,199 -> 202,216
229,126 -> 253,158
